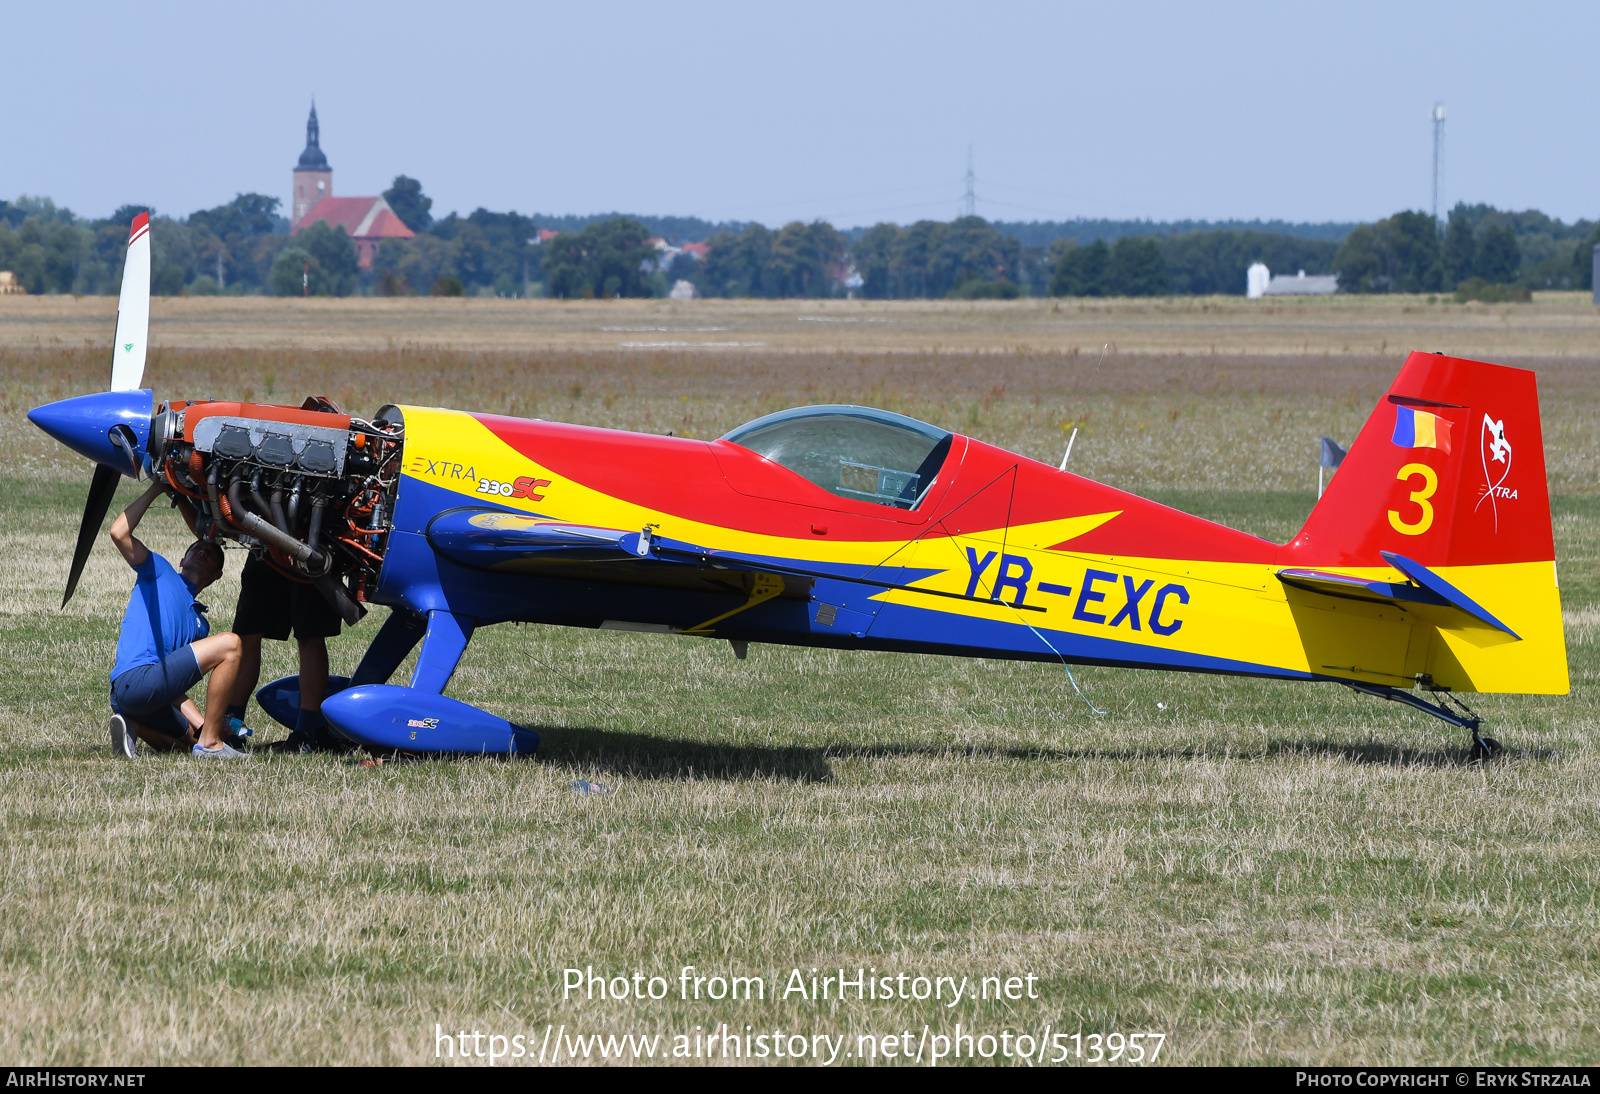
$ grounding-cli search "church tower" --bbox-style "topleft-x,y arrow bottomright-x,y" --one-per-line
291,102 -> 333,227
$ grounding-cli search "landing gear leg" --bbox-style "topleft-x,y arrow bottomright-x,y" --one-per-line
1341,681 -> 1503,762
1438,692 -> 1502,763
350,606 -> 428,686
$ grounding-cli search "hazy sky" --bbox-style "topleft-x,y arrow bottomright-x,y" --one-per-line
8,1 -> 1597,227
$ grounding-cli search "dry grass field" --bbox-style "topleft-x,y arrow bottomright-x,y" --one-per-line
6,291 -> 1600,358
0,295 -> 1597,1065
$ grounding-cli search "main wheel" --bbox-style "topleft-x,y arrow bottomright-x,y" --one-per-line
1470,736 -> 1504,762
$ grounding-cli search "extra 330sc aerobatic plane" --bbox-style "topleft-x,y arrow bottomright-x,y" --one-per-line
29,215 -> 1567,758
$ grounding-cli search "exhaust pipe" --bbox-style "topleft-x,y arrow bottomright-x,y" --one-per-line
227,480 -> 325,571
270,487 -> 290,538
222,480 -> 362,624
312,574 -> 365,626
308,496 -> 326,552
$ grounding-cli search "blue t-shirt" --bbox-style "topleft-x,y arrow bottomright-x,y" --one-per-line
110,553 -> 210,681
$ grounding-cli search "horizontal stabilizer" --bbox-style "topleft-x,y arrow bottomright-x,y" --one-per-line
1380,550 -> 1519,638
1277,553 -> 1518,639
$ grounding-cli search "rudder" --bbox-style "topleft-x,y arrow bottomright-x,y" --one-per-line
1283,351 -> 1565,695
1289,351 -> 1553,569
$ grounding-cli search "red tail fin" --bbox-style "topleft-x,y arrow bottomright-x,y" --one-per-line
1285,352 -> 1552,569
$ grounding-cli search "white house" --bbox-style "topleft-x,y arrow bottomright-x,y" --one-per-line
1263,269 -> 1338,296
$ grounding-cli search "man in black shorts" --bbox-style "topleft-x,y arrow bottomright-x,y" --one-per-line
225,552 -> 344,752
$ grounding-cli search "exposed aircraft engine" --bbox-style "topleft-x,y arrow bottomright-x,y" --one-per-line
147,398 -> 404,624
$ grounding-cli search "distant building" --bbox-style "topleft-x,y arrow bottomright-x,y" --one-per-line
668,279 -> 698,300
292,196 -> 414,269
292,104 -> 333,228
646,237 -> 682,269
1263,269 -> 1338,296
680,242 -> 709,259
1246,262 -> 1270,298
0,271 -> 22,295
289,103 -> 414,269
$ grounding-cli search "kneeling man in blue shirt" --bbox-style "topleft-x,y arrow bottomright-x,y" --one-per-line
106,480 -> 245,759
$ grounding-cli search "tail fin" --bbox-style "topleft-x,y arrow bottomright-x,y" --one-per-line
1285,351 -> 1565,695
1290,351 -> 1552,568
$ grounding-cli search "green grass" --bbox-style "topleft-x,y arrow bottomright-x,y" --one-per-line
1,475 -> 1596,1066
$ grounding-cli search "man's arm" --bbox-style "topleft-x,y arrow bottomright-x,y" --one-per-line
173,492 -> 200,536
108,481 -> 168,568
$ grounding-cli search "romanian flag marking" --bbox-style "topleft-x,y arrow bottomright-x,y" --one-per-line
1392,405 -> 1452,454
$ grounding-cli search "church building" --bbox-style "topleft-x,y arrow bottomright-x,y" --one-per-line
290,103 -> 414,269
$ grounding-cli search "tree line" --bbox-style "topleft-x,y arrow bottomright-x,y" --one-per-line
1332,203 -> 1598,296
993,217 -> 1358,249
4,183 -> 1596,299
0,193 -> 292,296
0,182 -> 751,300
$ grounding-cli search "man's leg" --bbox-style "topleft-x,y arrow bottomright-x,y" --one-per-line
284,575 -> 343,750
129,718 -> 194,751
231,553 -> 292,730
111,656 -> 203,752
227,634 -> 264,722
190,632 -> 243,750
298,636 -> 329,713
289,635 -> 339,747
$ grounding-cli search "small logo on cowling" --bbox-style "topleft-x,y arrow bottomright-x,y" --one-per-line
1475,413 -> 1515,531
406,717 -> 439,729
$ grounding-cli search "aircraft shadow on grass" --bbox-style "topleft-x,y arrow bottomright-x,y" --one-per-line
518,727 -> 1552,781
533,725 -> 835,783
827,739 -> 1538,768
1261,738 -> 1557,767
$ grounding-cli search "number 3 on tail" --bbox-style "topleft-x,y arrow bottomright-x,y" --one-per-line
1388,462 -> 1437,535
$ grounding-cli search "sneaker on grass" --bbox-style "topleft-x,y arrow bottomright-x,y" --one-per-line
108,713 -> 138,759
192,741 -> 249,760
266,731 -> 318,754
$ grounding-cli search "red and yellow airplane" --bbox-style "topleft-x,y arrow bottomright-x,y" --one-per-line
30,217 -> 1566,756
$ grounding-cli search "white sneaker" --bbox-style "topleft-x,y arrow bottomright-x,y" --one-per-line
192,741 -> 249,760
109,714 -> 138,759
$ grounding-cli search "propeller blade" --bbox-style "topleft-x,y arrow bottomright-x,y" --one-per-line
109,213 -> 150,393
63,464 -> 122,608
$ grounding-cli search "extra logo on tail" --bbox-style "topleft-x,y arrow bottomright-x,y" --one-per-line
1477,414 -> 1515,531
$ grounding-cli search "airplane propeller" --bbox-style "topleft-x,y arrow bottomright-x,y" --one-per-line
27,212 -> 154,607
63,466 -> 125,607
109,213 -> 150,395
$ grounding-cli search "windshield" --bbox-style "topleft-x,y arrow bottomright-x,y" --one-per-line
721,405 -> 953,510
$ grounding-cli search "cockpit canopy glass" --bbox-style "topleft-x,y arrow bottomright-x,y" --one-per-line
721,405 -> 953,510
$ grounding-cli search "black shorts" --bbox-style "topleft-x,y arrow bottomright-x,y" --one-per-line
110,646 -> 203,738
232,553 -> 343,641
